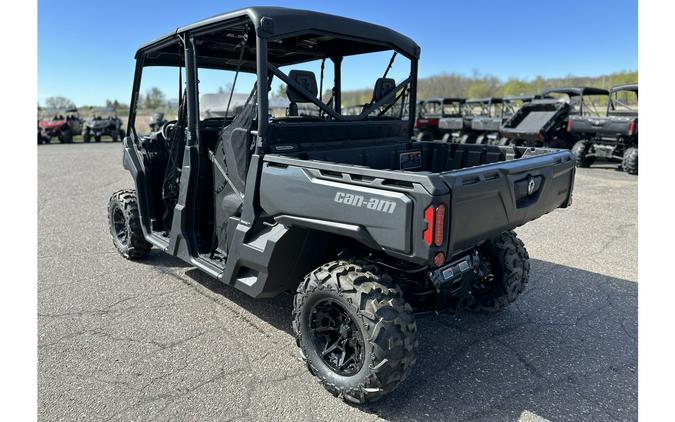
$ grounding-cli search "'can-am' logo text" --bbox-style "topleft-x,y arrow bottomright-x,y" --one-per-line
334,192 -> 397,214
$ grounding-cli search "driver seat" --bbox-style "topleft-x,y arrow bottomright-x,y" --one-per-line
286,70 -> 318,117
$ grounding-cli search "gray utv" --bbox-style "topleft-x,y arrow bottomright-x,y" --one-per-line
501,87 -> 609,149
107,7 -> 576,404
566,84 -> 638,174
82,108 -> 125,142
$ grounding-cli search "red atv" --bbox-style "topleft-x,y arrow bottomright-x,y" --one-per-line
38,109 -> 83,144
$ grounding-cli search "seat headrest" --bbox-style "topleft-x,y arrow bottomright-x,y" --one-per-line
373,78 -> 396,103
287,70 -> 318,103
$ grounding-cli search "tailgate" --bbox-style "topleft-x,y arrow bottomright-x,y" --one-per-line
441,149 -> 575,255
471,117 -> 501,132
568,116 -> 635,137
439,117 -> 464,130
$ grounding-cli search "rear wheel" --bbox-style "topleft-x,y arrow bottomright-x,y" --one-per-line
622,147 -> 638,175
293,259 -> 417,404
107,190 -> 151,260
111,130 -> 119,142
95,135 -> 101,143
469,231 -> 530,312
546,138 -> 567,149
571,140 -> 596,168
83,131 -> 91,143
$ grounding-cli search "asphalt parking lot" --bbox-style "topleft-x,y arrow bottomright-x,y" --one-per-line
38,143 -> 637,422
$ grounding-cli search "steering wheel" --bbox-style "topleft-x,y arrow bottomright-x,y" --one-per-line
160,120 -> 178,140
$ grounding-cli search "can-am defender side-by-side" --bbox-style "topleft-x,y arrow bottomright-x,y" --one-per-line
467,97 -> 506,145
148,112 -> 168,132
108,7 -> 576,404
414,97 -> 465,141
82,108 -> 125,142
440,98 -> 500,144
501,87 -> 610,149
567,84 -> 638,174
497,95 -> 538,145
38,108 -> 83,144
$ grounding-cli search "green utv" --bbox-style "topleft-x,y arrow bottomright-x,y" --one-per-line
108,7 -> 576,403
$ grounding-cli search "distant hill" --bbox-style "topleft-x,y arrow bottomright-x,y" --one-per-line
341,70 -> 638,107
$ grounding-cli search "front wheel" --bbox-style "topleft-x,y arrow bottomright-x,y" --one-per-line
571,140 -> 596,168
108,190 -> 152,259
60,128 -> 73,143
622,147 -> 638,175
83,131 -> 91,143
469,231 -> 530,312
293,259 -> 418,404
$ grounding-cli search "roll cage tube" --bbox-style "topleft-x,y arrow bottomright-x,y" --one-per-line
128,36 -> 186,140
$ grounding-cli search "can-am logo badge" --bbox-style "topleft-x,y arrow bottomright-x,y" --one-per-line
334,192 -> 397,214
527,178 -> 536,196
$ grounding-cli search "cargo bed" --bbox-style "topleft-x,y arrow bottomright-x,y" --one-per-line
501,100 -> 570,141
262,140 -> 575,260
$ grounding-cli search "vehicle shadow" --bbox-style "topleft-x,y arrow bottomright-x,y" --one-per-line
186,258 -> 637,422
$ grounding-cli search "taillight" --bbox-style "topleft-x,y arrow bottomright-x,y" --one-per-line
627,120 -> 636,136
423,204 -> 446,247
423,206 -> 434,245
538,130 -> 545,141
566,119 -> 573,132
414,119 -> 421,129
434,204 -> 446,246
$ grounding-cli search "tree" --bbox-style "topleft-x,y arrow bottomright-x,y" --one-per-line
274,84 -> 287,98
45,96 -> 75,110
143,87 -> 166,110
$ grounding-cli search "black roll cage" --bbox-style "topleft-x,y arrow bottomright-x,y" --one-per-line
127,19 -> 419,154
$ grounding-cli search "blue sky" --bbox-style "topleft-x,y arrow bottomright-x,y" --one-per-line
38,0 -> 637,106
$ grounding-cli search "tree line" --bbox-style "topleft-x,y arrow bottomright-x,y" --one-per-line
340,70 -> 638,107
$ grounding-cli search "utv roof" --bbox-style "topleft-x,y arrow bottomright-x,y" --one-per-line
137,7 -> 420,68
542,87 -> 609,96
466,97 -> 503,104
610,83 -> 638,93
424,97 -> 465,103
504,95 -> 535,102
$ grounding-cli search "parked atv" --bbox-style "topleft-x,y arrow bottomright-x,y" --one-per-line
37,123 -> 50,145
567,84 -> 638,174
148,112 -> 167,132
108,7 -> 576,404
501,87 -> 609,149
38,108 -> 83,143
82,109 -> 125,142
414,97 -> 465,141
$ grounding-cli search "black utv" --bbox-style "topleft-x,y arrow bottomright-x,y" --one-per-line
567,84 -> 638,174
414,97 -> 465,141
148,112 -> 168,132
501,87 -> 610,149
107,7 -> 576,404
82,108 -> 125,142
